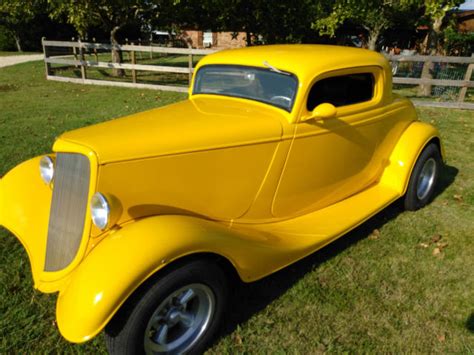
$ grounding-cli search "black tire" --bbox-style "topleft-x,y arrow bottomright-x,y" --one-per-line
105,259 -> 227,355
404,142 -> 441,211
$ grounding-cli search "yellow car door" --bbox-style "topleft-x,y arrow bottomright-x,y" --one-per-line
272,66 -> 398,218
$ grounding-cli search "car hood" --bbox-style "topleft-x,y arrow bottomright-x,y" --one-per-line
57,97 -> 285,164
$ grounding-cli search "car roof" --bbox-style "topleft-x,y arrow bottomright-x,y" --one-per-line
196,44 -> 389,83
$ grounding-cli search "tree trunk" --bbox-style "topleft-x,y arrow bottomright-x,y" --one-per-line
367,30 -> 380,51
418,60 -> 434,96
246,31 -> 252,46
418,16 -> 443,97
13,33 -> 22,52
110,26 -> 125,77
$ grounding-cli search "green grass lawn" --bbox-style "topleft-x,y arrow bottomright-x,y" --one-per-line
47,51 -> 201,87
1,60 -> 473,353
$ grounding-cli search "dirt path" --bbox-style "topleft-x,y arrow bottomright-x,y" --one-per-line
0,54 -> 44,68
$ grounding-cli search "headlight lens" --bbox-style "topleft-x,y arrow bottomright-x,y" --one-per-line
39,156 -> 55,184
90,193 -> 110,230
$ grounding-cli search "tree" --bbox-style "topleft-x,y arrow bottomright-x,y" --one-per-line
0,0 -> 42,52
421,0 -> 463,54
188,0 -> 319,45
418,0 -> 463,95
48,0 -> 151,76
313,0 -> 417,51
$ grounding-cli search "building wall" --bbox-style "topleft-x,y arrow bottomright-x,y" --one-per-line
459,17 -> 474,33
457,11 -> 474,33
182,30 -> 247,49
215,32 -> 247,49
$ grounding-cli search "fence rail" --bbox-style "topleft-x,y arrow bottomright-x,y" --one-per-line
387,53 -> 474,108
42,38 -> 217,92
42,39 -> 473,108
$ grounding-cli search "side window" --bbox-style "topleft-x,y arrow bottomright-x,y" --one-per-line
307,73 -> 375,111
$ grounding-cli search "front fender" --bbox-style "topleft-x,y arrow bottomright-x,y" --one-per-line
56,214 -> 285,343
0,157 -> 53,290
380,120 -> 443,194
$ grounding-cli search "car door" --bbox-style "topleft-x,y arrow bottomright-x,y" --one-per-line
272,66 -> 393,218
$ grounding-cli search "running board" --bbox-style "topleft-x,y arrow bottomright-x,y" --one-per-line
231,182 -> 401,278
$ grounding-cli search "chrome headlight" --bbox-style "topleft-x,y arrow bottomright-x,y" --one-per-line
90,192 -> 110,230
39,156 -> 55,184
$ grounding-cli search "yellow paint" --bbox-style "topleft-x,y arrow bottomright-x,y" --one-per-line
306,103 -> 337,121
0,45 -> 443,344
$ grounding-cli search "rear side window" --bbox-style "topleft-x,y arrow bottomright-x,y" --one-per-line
307,73 -> 374,111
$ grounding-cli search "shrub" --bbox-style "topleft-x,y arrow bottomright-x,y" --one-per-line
444,27 -> 474,56
0,25 -> 16,51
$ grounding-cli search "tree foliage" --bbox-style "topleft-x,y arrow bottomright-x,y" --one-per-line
420,0 -> 463,53
0,0 -> 469,55
48,0 -> 154,75
0,0 -> 43,51
443,26 -> 474,55
47,0 -> 151,40
313,0 -> 419,50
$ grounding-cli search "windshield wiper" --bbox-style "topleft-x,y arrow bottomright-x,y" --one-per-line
263,61 -> 290,76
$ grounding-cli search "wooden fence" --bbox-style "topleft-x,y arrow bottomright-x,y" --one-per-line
42,38 -> 217,93
386,53 -> 474,109
42,39 -> 473,109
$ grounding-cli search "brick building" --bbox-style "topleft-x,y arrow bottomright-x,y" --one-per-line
457,10 -> 474,33
181,30 -> 248,49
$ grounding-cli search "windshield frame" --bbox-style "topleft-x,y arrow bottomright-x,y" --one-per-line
192,64 -> 299,113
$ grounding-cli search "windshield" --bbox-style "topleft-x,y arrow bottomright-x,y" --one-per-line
193,65 -> 298,112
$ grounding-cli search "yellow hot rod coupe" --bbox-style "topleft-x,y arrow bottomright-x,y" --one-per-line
0,45 -> 443,354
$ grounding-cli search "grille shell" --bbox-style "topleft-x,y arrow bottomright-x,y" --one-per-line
44,153 -> 90,272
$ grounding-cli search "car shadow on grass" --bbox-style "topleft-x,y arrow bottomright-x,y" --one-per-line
214,163 -> 458,343
467,313 -> 474,334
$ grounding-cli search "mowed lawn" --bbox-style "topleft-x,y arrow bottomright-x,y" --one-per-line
0,60 -> 473,353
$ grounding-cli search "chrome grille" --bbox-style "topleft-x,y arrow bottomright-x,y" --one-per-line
44,153 -> 90,271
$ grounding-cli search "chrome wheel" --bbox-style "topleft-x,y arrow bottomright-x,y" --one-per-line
416,157 -> 436,200
144,283 -> 215,354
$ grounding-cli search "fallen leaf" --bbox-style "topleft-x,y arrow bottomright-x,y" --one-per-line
233,333 -> 243,346
418,243 -> 429,248
368,229 -> 380,240
437,334 -> 446,342
432,247 -> 441,256
453,194 -> 463,202
431,234 -> 442,243
316,343 -> 327,353
437,242 -> 449,250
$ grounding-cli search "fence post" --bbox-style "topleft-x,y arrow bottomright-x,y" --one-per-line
92,37 -> 98,62
72,37 -> 78,66
125,38 -> 131,62
41,37 -> 52,78
188,52 -> 193,84
131,42 -> 137,83
78,38 -> 87,81
138,38 -> 143,60
458,53 -> 474,103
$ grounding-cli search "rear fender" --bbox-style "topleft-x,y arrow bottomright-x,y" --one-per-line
380,121 -> 444,194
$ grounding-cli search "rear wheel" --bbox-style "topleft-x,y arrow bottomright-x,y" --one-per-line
404,143 -> 441,211
105,259 -> 227,355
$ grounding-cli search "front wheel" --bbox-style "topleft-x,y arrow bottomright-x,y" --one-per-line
105,259 -> 227,355
404,142 -> 441,211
